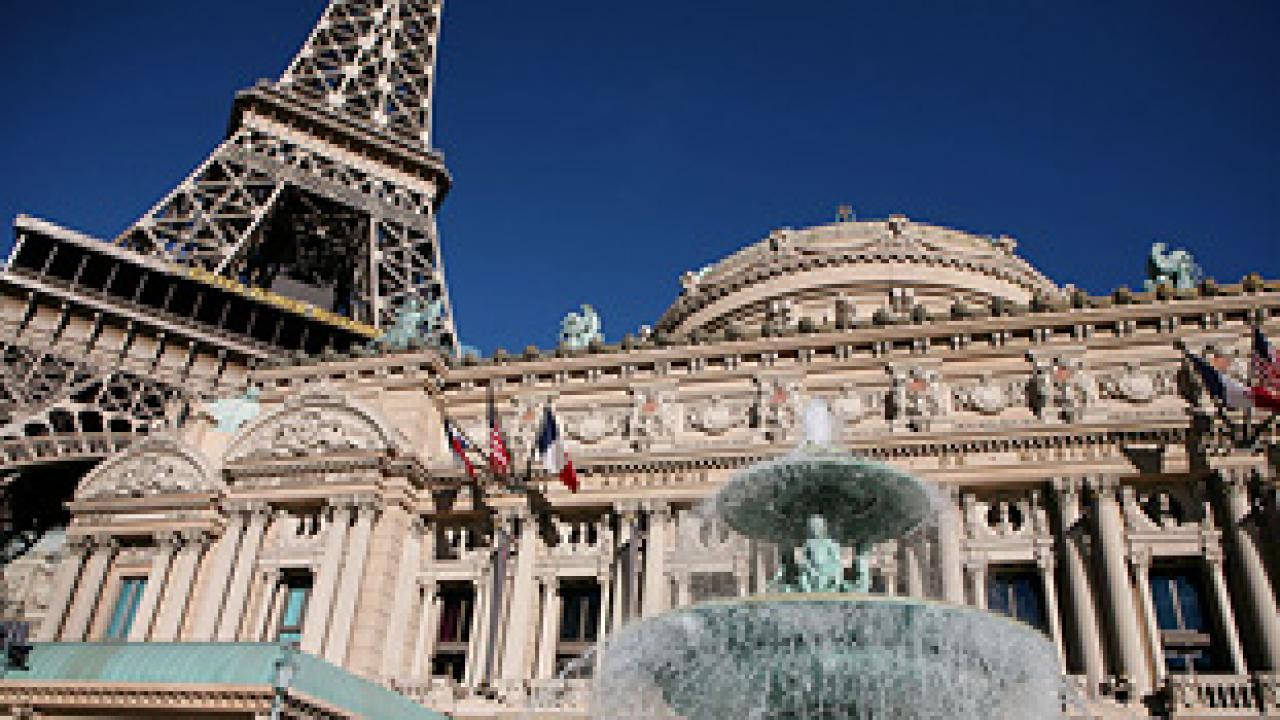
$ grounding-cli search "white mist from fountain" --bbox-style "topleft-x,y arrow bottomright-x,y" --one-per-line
585,399 -> 1065,719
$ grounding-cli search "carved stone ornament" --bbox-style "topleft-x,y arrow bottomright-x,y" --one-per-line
1100,362 -> 1165,404
687,394 -> 749,435
76,437 -> 219,501
829,385 -> 876,426
565,409 -> 623,444
955,374 -> 1011,416
756,374 -> 804,439
224,391 -> 407,463
629,385 -> 680,443
890,366 -> 951,427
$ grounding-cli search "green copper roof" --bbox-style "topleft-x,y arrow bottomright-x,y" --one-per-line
0,643 -> 447,720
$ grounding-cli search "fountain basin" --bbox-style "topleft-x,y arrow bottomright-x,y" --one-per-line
592,594 -> 1064,720
714,452 -> 933,548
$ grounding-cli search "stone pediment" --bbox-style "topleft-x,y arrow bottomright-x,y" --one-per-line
223,390 -> 411,464
75,436 -> 220,501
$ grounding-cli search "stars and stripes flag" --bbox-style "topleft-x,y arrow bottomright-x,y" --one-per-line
443,417 -> 479,479
1188,349 -> 1280,413
1252,326 -> 1280,391
487,386 -> 512,476
535,405 -> 579,492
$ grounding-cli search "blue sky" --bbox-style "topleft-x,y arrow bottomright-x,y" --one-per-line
1,1 -> 1276,353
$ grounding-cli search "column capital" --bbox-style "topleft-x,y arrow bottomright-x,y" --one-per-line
152,530 -> 179,549
178,528 -> 210,548
1127,546 -> 1152,570
64,533 -> 93,554
641,499 -> 672,519
1035,546 -> 1056,572
329,495 -> 359,513
89,532 -> 119,551
1051,476 -> 1084,496
613,499 -> 641,518
1087,474 -> 1123,501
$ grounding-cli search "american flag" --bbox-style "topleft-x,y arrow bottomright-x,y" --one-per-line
1253,327 -> 1280,392
488,387 -> 511,476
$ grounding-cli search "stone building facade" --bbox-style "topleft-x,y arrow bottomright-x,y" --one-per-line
4,215 -> 1279,719
0,1 -> 1277,718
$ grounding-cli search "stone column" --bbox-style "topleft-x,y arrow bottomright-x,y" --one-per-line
150,530 -> 206,642
903,539 -> 924,598
1130,548 -> 1164,685
594,568 -> 611,676
325,497 -> 377,666
36,536 -> 89,642
191,506 -> 245,641
1038,548 -> 1067,672
127,532 -> 177,642
642,502 -> 670,617
536,575 -> 561,679
382,517 -> 425,679
60,536 -> 113,641
465,571 -> 490,687
1205,547 -> 1249,675
301,498 -> 353,656
675,570 -> 692,608
965,557 -> 986,609
412,580 -> 440,680
938,486 -> 965,604
215,503 -> 270,641
1092,475 -> 1151,695
1220,466 -> 1280,670
1052,477 -> 1106,693
502,510 -> 541,680
249,568 -> 282,642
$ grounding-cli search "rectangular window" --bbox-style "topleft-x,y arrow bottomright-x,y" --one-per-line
1150,567 -> 1223,673
436,586 -> 475,645
987,567 -> 1048,633
105,577 -> 146,641
275,573 -> 313,646
559,585 -> 601,643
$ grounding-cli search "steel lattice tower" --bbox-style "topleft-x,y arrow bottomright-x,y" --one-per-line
118,0 -> 457,343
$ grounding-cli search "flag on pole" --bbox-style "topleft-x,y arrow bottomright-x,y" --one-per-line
1252,327 -> 1280,391
535,406 -> 579,492
443,417 -> 478,479
488,387 -> 511,476
1188,352 -> 1280,412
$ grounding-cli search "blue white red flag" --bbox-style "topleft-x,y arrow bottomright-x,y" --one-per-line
1252,327 -> 1280,391
1189,352 -> 1280,412
535,406 -> 579,492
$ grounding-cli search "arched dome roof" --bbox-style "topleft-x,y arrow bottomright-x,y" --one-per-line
656,215 -> 1062,336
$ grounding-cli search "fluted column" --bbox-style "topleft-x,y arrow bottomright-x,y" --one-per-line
1092,475 -> 1150,695
502,509 -> 541,680
536,575 -> 561,679
1129,548 -> 1164,685
250,567 -> 282,642
325,497 -> 377,666
60,536 -> 114,641
36,535 -> 90,642
412,580 -> 440,680
1038,548 -> 1067,672
301,498 -> 353,656
1053,477 -> 1106,694
151,530 -> 207,641
642,502 -> 670,616
191,506 -> 246,641
382,516 -> 425,679
1206,547 -> 1249,675
214,503 -> 270,641
1220,466 -> 1280,670
127,532 -> 177,642
938,486 -> 965,604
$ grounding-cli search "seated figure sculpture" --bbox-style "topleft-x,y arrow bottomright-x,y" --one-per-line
771,515 -> 868,593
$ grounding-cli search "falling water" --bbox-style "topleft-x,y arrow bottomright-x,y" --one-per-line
580,400 -> 1065,719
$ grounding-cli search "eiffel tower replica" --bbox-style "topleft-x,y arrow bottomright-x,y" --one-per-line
0,0 -> 458,559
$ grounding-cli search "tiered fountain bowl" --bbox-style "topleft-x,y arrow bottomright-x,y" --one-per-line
591,429 -> 1063,719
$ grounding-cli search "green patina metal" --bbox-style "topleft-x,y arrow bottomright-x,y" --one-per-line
0,642 -> 446,720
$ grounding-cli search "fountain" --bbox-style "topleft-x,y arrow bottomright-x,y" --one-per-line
589,400 -> 1063,719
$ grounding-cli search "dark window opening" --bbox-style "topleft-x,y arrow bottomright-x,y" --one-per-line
1151,566 -> 1226,673
987,566 -> 1048,633
275,571 -> 313,647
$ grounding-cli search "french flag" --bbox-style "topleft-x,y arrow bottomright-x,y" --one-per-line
536,406 -> 579,492
1189,352 -> 1280,413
